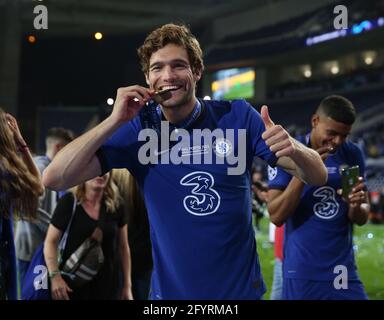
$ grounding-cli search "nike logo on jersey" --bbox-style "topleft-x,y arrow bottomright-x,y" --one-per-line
153,148 -> 171,156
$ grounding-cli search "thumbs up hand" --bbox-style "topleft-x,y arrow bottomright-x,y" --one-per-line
261,105 -> 296,158
260,105 -> 275,129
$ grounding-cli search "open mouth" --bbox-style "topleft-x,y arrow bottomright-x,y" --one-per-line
157,85 -> 182,93
152,85 -> 182,103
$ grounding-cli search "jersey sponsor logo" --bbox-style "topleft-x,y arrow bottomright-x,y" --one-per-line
313,186 -> 340,219
268,166 -> 278,181
326,166 -> 338,174
213,138 -> 232,157
180,171 -> 221,216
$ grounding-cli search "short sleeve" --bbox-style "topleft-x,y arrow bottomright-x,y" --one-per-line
50,193 -> 76,231
268,165 -> 292,190
243,101 -> 277,167
96,117 -> 142,175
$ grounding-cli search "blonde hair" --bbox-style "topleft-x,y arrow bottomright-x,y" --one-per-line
113,169 -> 147,224
72,170 -> 122,213
0,108 -> 42,219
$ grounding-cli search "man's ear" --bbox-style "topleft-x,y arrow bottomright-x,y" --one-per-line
145,74 -> 150,86
55,142 -> 64,153
311,114 -> 319,128
194,70 -> 202,83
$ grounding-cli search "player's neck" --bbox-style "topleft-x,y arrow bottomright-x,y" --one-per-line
161,97 -> 198,125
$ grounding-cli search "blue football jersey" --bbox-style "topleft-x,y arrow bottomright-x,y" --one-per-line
96,99 -> 277,299
268,134 -> 365,281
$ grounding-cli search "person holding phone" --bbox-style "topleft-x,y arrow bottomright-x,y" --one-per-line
267,95 -> 370,300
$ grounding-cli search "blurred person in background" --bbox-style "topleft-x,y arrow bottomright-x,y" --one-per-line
15,127 -> 75,283
268,95 -> 370,300
44,172 -> 133,300
269,224 -> 284,300
113,169 -> 153,300
0,108 -> 43,299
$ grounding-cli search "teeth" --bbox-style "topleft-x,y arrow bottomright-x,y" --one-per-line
159,85 -> 179,91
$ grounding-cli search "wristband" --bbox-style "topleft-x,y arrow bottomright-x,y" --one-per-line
48,270 -> 61,279
18,145 -> 29,152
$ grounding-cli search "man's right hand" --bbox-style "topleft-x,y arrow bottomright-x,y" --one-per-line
42,86 -> 157,191
110,86 -> 155,125
316,145 -> 334,162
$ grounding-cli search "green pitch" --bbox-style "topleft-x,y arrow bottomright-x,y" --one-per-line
256,218 -> 384,300
223,82 -> 254,100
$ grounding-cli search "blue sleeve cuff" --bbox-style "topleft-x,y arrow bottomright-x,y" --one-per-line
266,152 -> 278,168
268,184 -> 287,190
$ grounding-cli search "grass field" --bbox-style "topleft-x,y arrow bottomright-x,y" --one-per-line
223,82 -> 254,100
255,218 -> 384,300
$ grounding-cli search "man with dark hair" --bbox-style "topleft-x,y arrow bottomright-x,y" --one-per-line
268,95 -> 370,300
45,127 -> 76,155
42,23 -> 327,299
15,127 -> 75,283
317,95 -> 356,125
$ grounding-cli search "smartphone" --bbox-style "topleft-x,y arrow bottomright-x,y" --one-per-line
340,165 -> 360,198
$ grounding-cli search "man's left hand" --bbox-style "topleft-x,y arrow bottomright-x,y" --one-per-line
338,177 -> 368,208
261,105 -> 296,158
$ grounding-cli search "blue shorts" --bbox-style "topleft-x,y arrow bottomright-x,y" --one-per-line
283,278 -> 368,300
